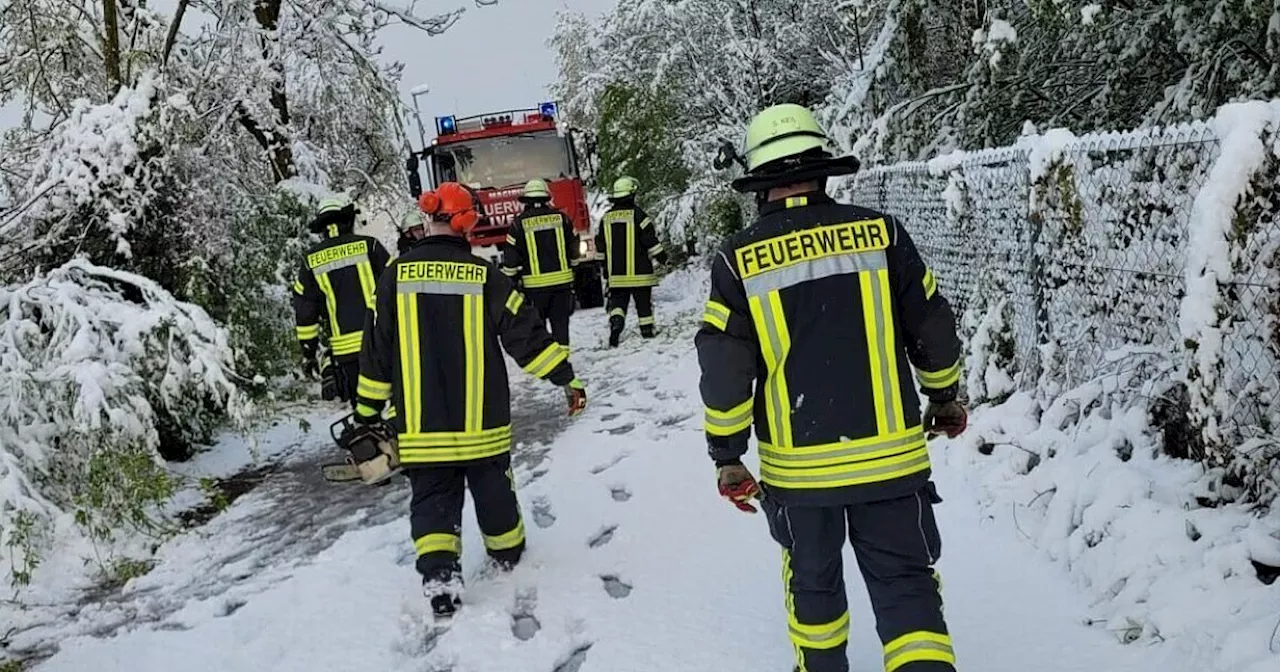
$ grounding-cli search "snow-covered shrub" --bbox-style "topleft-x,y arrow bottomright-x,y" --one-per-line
0,259 -> 252,584
963,300 -> 1017,406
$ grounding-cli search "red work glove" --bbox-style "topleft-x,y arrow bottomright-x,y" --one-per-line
924,400 -> 968,438
717,463 -> 761,513
564,378 -> 586,417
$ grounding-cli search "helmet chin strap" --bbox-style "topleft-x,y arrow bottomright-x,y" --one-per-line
731,155 -> 861,195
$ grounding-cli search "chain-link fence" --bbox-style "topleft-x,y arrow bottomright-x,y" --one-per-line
845,123 -> 1280,501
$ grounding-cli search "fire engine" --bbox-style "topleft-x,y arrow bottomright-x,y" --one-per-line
405,101 -> 604,309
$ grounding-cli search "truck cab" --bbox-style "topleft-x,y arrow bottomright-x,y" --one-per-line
406,102 -> 604,308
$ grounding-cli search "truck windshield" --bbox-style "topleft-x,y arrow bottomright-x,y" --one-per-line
432,132 -> 573,189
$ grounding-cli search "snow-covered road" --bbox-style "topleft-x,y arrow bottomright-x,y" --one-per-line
26,271 -> 1247,671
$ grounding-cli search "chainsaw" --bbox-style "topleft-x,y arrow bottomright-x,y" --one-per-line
319,413 -> 402,485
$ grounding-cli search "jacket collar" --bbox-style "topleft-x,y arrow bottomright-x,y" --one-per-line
421,234 -> 472,249
757,191 -> 832,216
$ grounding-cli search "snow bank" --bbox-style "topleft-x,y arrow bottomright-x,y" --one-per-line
0,258 -> 252,588
938,384 -> 1280,672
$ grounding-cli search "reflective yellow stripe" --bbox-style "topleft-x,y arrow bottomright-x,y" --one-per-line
609,308 -> 624,318
790,610 -> 850,650
648,243 -> 664,256
398,425 -> 512,446
522,269 -> 575,288
604,217 -> 614,276
785,196 -> 808,208
637,316 -> 655,326
760,445 -> 930,489
555,224 -> 568,271
923,268 -> 937,299
525,227 -> 542,277
484,519 -> 525,551
877,270 -> 906,432
415,533 -> 461,556
750,291 -> 793,447
861,271 -> 895,434
330,331 -> 363,355
705,399 -> 752,436
506,290 -> 525,315
607,274 -> 657,288
296,324 -> 321,340
505,234 -> 516,246
883,631 -> 955,672
357,375 -> 392,400
916,361 -> 961,389
355,402 -> 381,418
398,293 -> 421,434
384,405 -> 398,420
357,260 -> 376,310
782,549 -> 803,667
316,271 -> 341,338
463,294 -> 485,433
291,280 -> 305,295
760,427 -> 925,466
502,266 -> 520,277
523,343 -> 567,379
399,441 -> 510,463
626,218 -> 636,278
327,223 -> 339,238
703,300 -> 730,331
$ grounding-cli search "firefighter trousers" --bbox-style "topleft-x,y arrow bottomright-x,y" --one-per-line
528,287 -> 574,348
407,453 -> 526,583
760,483 -> 955,672
606,287 -> 655,337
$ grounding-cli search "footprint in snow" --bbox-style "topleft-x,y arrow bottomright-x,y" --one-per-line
216,598 -> 246,618
589,453 -> 628,474
600,574 -> 632,599
588,525 -> 617,548
610,485 -> 632,502
531,496 -> 556,529
600,413 -> 620,422
552,644 -> 593,672
510,587 -> 541,641
602,423 -> 635,436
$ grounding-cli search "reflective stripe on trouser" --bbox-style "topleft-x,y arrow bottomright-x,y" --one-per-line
760,487 -> 953,672
606,287 -> 653,331
407,453 -> 526,580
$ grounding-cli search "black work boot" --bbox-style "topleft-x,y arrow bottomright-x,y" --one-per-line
639,324 -> 656,338
608,329 -> 621,347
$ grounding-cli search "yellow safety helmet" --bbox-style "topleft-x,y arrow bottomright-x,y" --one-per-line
741,104 -> 832,172
317,196 -> 349,214
610,176 -> 638,199
521,179 -> 551,202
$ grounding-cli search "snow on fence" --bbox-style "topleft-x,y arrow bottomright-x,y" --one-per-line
845,102 -> 1280,503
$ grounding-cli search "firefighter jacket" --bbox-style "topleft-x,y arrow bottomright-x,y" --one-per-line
500,204 -> 579,290
695,193 -> 962,506
293,232 -> 390,358
354,235 -> 577,466
595,202 -> 667,289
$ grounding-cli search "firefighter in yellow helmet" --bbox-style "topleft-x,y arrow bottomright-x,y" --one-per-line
500,179 -> 579,347
696,104 -> 969,672
292,196 -> 390,404
595,176 -> 668,347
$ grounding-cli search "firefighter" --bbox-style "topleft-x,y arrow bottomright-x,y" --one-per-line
500,179 -> 579,347
596,176 -> 668,347
351,182 -> 588,617
396,208 -> 427,256
695,104 -> 970,672
293,197 -> 390,404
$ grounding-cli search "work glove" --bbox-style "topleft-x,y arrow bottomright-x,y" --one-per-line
717,462 -> 761,513
924,400 -> 968,438
564,378 -> 587,416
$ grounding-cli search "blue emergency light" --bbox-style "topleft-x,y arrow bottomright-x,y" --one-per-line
539,102 -> 557,120
437,116 -> 456,135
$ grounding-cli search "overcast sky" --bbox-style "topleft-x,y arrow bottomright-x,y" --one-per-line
0,0 -> 615,139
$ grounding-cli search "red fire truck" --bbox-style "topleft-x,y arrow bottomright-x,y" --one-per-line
405,102 -> 604,308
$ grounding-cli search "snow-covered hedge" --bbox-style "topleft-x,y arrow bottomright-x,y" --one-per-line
0,259 -> 252,584
847,100 -> 1280,505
